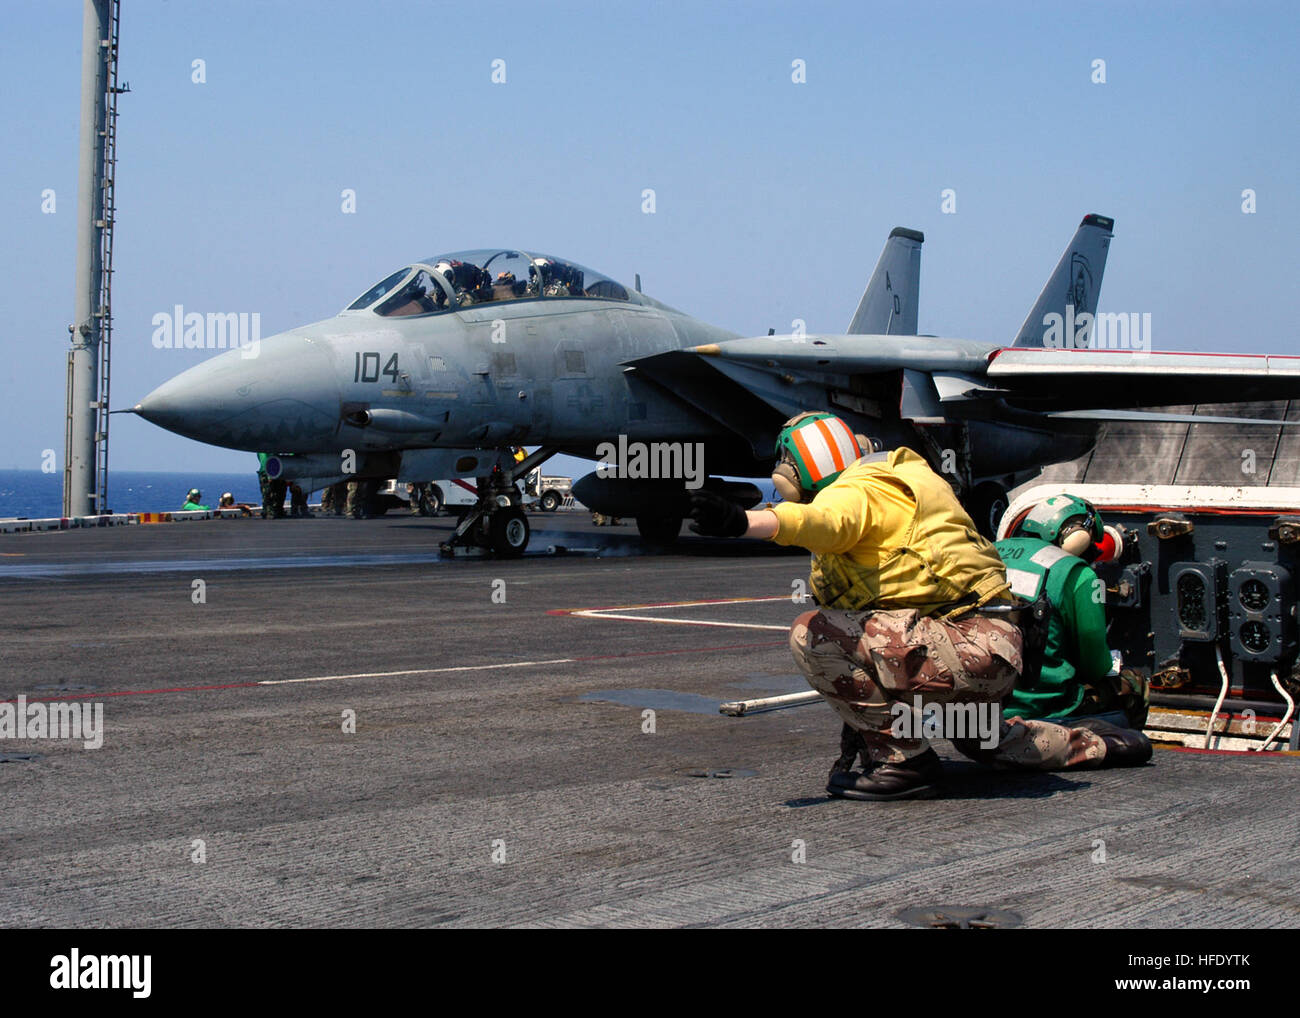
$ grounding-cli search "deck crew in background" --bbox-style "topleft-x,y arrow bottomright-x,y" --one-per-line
256,452 -> 287,519
181,488 -> 208,511
320,481 -> 348,515
345,479 -> 379,520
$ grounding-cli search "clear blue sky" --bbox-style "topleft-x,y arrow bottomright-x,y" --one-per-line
2,0 -> 1296,475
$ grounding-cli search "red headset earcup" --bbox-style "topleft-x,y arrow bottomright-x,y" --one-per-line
1094,525 -> 1122,563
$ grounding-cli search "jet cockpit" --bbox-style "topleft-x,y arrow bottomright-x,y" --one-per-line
342,249 -> 633,317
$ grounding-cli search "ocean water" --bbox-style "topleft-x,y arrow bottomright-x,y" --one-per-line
0,470 -> 265,519
1,469 -> 784,519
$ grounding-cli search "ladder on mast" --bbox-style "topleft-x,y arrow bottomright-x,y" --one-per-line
94,0 -> 126,514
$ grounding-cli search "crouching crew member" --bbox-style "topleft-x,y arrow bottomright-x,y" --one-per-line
689,412 -> 1150,801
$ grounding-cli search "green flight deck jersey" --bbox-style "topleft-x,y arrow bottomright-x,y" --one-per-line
995,535 -> 1114,720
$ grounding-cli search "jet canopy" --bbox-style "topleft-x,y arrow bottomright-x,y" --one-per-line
345,249 -> 632,317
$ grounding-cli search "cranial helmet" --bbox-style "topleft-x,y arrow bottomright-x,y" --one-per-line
188,488 -> 201,502
771,412 -> 864,503
1014,493 -> 1109,560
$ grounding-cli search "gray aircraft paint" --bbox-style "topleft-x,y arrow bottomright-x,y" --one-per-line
847,227 -> 923,336
133,227 -> 1300,534
1012,214 -> 1114,348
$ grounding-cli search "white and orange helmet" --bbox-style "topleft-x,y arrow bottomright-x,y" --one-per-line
771,412 -> 865,503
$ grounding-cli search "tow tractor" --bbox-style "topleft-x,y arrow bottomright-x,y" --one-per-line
523,469 -> 575,512
376,478 -> 476,516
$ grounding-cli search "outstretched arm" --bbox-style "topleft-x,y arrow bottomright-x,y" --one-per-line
689,492 -> 779,539
743,510 -> 779,539
690,490 -> 871,551
688,492 -> 858,547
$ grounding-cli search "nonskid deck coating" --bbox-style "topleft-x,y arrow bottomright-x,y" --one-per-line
1,513 -> 1296,927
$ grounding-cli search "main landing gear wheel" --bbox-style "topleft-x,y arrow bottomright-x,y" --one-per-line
489,507 -> 530,557
426,484 -> 444,516
636,515 -> 682,546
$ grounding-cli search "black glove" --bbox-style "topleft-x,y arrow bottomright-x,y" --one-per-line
689,491 -> 748,538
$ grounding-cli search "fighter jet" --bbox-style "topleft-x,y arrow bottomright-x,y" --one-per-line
132,221 -> 1300,556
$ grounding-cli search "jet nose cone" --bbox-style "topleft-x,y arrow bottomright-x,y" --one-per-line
135,333 -> 341,450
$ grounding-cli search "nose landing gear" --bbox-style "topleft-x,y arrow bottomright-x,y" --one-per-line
439,446 -> 557,558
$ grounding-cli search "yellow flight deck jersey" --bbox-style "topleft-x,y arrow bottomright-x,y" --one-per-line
768,448 -> 1011,615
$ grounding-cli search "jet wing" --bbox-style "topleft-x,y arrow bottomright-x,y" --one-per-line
619,347 -> 784,439
688,334 -> 997,374
984,348 -> 1300,413
662,336 -> 1300,428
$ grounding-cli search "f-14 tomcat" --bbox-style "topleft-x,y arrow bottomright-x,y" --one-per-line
132,220 -> 1300,556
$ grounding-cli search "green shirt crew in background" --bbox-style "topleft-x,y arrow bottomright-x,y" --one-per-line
182,488 -> 209,511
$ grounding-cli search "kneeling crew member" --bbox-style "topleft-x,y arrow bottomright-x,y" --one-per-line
997,494 -> 1150,730
690,412 -> 1149,800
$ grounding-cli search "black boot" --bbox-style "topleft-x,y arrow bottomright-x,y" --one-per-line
827,748 -> 944,801
1073,718 -> 1153,767
830,723 -> 867,775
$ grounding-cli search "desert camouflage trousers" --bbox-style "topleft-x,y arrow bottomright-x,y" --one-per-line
790,607 -> 1106,769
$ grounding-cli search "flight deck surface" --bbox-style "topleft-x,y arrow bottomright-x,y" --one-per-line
2,513 -> 1296,928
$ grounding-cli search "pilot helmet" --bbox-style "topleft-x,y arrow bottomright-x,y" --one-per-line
771,412 -> 864,503
1013,493 -> 1115,561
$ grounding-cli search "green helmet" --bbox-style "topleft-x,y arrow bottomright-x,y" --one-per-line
771,412 -> 864,503
1013,493 -> 1104,556
187,488 -> 201,501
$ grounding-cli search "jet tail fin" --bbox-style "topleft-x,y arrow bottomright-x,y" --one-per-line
1012,214 -> 1114,348
846,227 -> 923,335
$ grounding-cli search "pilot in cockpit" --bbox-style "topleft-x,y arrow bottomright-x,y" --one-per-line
543,258 -> 585,297
529,257 -> 575,297
435,259 -> 492,305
